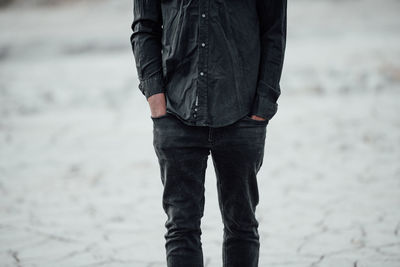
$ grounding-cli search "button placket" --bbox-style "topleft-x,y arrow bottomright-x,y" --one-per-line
194,0 -> 210,124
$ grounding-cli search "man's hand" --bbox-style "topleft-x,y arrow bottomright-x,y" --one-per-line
148,93 -> 167,117
250,115 -> 267,121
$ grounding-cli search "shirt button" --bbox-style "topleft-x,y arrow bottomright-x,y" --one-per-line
201,43 -> 206,47
194,108 -> 198,111
193,114 -> 197,118
201,13 -> 206,18
200,72 -> 204,76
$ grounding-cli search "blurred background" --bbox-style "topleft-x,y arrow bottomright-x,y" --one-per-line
0,0 -> 399,266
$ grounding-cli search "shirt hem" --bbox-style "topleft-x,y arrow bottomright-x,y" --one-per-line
166,110 -> 251,128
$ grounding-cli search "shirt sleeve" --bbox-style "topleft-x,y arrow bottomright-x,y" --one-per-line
251,0 -> 287,120
130,0 -> 165,100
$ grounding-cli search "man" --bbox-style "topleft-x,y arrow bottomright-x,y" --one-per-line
130,0 -> 286,266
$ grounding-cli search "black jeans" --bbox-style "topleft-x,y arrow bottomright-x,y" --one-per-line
152,112 -> 268,267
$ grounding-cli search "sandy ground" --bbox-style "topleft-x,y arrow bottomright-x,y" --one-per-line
0,0 -> 399,266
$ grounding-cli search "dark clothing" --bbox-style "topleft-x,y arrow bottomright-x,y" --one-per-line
130,0 -> 287,127
152,112 -> 268,267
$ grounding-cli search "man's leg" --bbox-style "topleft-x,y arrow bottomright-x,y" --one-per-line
152,113 -> 210,267
211,116 -> 268,267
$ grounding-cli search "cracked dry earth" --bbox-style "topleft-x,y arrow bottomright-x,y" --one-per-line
0,0 -> 399,266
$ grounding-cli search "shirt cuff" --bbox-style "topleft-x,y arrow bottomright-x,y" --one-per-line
250,80 -> 281,120
251,93 -> 279,121
138,71 -> 165,99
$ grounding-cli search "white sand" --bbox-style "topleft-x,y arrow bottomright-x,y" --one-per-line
0,0 -> 399,266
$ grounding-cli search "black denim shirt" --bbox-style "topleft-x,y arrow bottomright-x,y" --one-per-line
130,0 -> 287,127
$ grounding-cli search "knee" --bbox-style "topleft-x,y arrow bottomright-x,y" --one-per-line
224,221 -> 260,240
